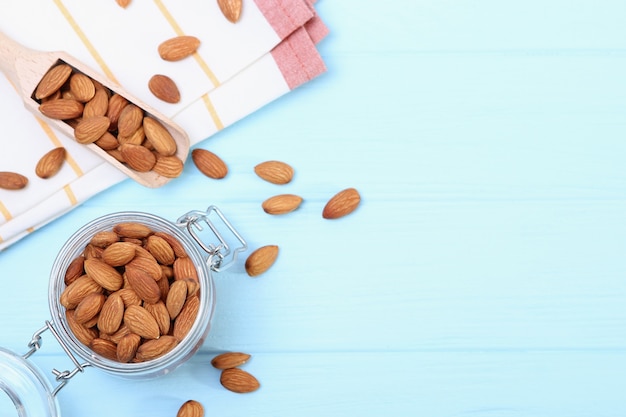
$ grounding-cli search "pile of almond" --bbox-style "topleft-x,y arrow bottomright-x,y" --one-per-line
34,63 -> 185,179
60,222 -> 200,363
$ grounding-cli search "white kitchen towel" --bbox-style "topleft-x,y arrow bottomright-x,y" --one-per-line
0,0 -> 328,250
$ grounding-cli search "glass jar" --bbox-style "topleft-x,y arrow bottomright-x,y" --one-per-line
0,205 -> 246,417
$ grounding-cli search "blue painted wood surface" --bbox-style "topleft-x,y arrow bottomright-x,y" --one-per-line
2,1 -> 626,416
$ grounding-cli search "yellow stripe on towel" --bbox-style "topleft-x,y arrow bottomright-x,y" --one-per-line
64,184 -> 78,206
0,201 -> 12,222
53,0 -> 119,84
153,0 -> 221,88
201,93 -> 224,131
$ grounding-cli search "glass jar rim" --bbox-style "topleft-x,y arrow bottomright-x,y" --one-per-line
47,211 -> 216,378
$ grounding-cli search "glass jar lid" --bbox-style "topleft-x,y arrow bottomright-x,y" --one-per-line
0,347 -> 59,417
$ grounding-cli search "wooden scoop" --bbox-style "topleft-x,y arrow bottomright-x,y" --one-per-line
0,31 -> 190,188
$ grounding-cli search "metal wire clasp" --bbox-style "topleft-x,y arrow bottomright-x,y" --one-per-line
23,321 -> 91,396
176,205 -> 247,273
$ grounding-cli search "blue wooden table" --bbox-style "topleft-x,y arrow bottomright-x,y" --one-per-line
2,1 -> 626,416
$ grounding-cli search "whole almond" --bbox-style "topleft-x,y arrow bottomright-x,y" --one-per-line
35,147 -> 66,179
261,194 -> 303,215
173,295 -> 200,341
177,400 -> 204,417
153,155 -> 184,178
83,86 -> 109,118
74,293 -> 106,324
254,160 -> 293,184
74,116 -> 111,144
125,265 -> 162,304
220,368 -> 260,393
65,310 -> 98,346
166,280 -> 188,319
101,241 -> 137,266
35,64 -> 72,99
146,235 -> 176,265
115,288 -> 142,307
158,36 -> 201,61
64,256 -> 85,286
173,256 -> 198,281
136,335 -> 178,362
154,232 -> 188,258
144,301 -> 171,335
117,125 -> 144,146
117,103 -> 144,137
191,148 -> 227,179
84,258 -> 124,291
89,338 -> 118,361
129,247 -> 163,280
143,117 -> 177,156
95,132 -> 119,150
245,245 -> 278,277
39,99 -> 84,120
98,292 -> 125,334
90,231 -> 119,248
60,275 -> 103,309
106,93 -> 129,130
113,222 -> 152,239
69,72 -> 96,102
119,143 -> 157,172
0,171 -> 28,190
217,0 -> 243,23
148,74 -> 181,104
116,333 -> 141,363
322,187 -> 361,219
211,352 -> 251,370
124,305 -> 161,340
116,0 -> 131,8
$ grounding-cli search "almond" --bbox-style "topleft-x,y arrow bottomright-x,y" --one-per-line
64,256 -> 85,286
220,368 -> 260,393
172,295 -> 199,341
74,293 -> 106,324
245,245 -> 278,277
95,132 -> 119,150
153,155 -> 184,178
191,148 -> 227,179
144,301 -> 171,335
101,241 -> 137,266
154,232 -> 189,258
148,74 -> 181,104
115,288 -> 142,307
177,400 -> 204,417
98,292 -> 125,334
173,256 -> 198,281
143,235 -> 175,265
116,333 -> 141,363
35,63 -> 72,99
217,0 -> 243,23
106,93 -> 129,131
211,352 -> 251,370
113,222 -> 152,239
60,275 -> 103,309
89,338 -> 118,361
89,231 -> 119,248
254,160 -> 294,184
135,335 -> 178,362
117,103 -> 144,137
158,36 -> 201,61
0,171 -> 28,190
74,116 -> 111,144
322,187 -> 361,219
117,125 -> 144,146
69,72 -> 95,102
143,116 -> 177,156
124,305 -> 161,340
84,258 -> 124,291
125,265 -> 162,304
116,0 -> 131,8
39,99 -> 84,119
119,143 -> 157,172
35,147 -> 66,179
129,247 -> 163,280
261,194 -> 303,215
83,86 -> 109,118
65,309 -> 98,346
166,280 -> 188,319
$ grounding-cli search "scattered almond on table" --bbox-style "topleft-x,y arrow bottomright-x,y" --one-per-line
220,367 -> 261,393
323,187 -> 361,219
254,160 -> 294,184
262,194 -> 303,215
0,172 -> 28,190
158,36 -> 201,62
217,0 -> 243,23
245,245 -> 279,277
177,400 -> 204,417
191,148 -> 228,179
149,74 -> 181,104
